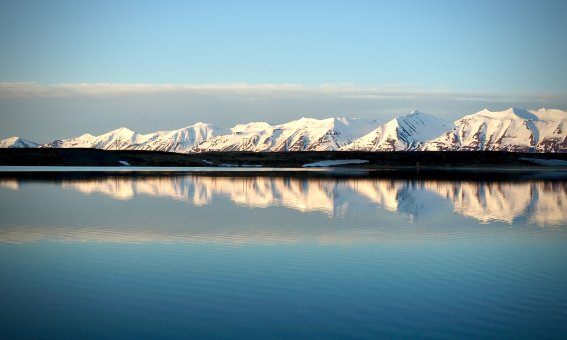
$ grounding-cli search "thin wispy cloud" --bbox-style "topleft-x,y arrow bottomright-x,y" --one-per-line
2,82 -> 565,143
1,82 -> 563,104
0,82 -> 437,97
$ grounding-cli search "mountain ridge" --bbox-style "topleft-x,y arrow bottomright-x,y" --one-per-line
422,108 -> 566,152
0,137 -> 38,149
341,111 -> 453,151
3,107 -> 566,153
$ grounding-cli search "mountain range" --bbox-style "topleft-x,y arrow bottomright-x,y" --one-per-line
2,108 -> 566,153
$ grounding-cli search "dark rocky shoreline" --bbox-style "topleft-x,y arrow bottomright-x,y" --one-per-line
1,148 -> 567,168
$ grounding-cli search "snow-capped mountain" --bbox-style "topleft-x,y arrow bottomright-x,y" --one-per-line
44,127 -> 136,149
0,137 -> 38,148
422,108 -> 567,152
128,123 -> 222,153
194,117 -> 381,152
11,175 -> 562,226
43,123 -> 223,153
341,111 -> 452,151
3,107 -> 566,153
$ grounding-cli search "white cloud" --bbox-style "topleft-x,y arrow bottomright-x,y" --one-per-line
2,82 -> 566,143
0,82 -> 313,96
1,82 -> 564,107
0,81 -> 557,100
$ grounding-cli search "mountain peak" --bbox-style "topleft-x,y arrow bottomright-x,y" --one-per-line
342,110 -> 452,152
191,122 -> 212,127
471,108 -> 539,121
110,127 -> 134,133
506,107 -> 537,120
4,136 -> 19,143
425,107 -> 567,152
178,122 -> 218,133
231,121 -> 272,134
399,110 -> 448,124
0,136 -> 38,148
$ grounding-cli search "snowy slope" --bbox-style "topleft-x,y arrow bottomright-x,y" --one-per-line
531,108 -> 567,152
192,121 -> 275,152
341,111 -> 452,151
0,137 -> 39,148
129,123 -> 223,153
44,127 -> 139,150
43,133 -> 96,148
277,117 -> 381,151
422,108 -> 567,152
43,123 -> 223,152
194,117 -> 381,152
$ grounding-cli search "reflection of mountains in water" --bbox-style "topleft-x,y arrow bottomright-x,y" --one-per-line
3,175 -> 565,226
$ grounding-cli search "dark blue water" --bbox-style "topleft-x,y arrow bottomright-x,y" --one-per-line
1,173 -> 566,338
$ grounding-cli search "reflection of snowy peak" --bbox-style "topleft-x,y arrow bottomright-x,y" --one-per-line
28,175 -> 567,226
0,137 -> 38,148
342,111 -> 452,151
425,181 -> 567,225
422,108 -> 567,152
195,117 -> 380,152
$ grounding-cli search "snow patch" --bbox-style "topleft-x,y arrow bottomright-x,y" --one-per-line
217,163 -> 263,167
520,158 -> 567,166
302,159 -> 369,167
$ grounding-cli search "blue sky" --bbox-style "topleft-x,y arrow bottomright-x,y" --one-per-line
1,0 -> 566,142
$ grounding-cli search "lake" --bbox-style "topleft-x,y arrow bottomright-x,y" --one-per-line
1,168 -> 566,338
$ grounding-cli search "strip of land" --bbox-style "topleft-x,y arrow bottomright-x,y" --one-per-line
1,148 -> 567,169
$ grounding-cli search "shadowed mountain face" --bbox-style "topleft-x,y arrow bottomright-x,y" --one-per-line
341,111 -> 452,151
0,137 -> 38,148
2,175 -> 565,227
422,108 -> 567,152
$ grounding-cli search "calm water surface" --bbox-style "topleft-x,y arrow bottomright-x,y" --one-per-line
1,169 -> 566,338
